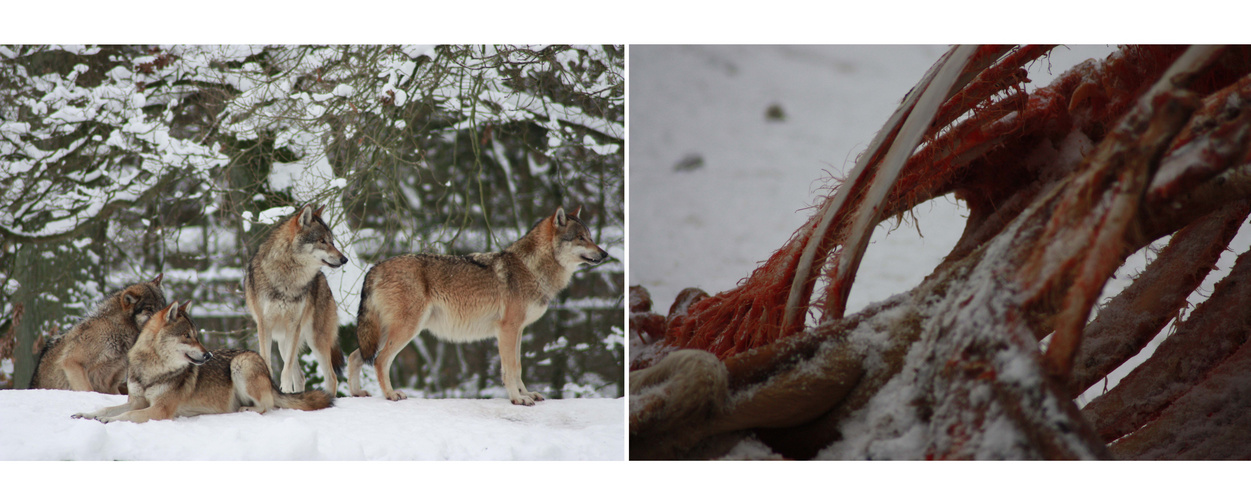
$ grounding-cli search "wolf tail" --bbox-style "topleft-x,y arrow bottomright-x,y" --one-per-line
275,389 -> 334,411
331,344 -> 345,378
355,268 -> 380,364
27,335 -> 57,389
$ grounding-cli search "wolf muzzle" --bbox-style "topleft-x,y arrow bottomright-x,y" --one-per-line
187,350 -> 213,365
583,249 -> 609,265
324,255 -> 349,268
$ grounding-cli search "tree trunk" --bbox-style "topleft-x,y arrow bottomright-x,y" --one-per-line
13,243 -> 63,388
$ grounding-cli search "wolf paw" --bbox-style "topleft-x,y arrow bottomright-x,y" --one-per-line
527,391 -> 545,402
386,390 -> 407,401
350,388 -> 371,397
511,395 -> 537,406
71,412 -> 92,420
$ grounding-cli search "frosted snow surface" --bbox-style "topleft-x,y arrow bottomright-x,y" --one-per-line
0,390 -> 624,460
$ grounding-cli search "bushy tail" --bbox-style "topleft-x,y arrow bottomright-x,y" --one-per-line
355,268 -> 379,364
275,389 -> 334,411
27,336 -> 57,389
331,344 -> 345,378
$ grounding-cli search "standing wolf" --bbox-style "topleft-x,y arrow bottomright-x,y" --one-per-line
73,301 -> 332,423
347,206 -> 610,405
245,204 -> 347,395
30,274 -> 167,393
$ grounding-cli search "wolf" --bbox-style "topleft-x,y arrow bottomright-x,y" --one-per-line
72,300 -> 332,423
245,204 -> 347,395
30,274 -> 167,393
347,206 -> 610,405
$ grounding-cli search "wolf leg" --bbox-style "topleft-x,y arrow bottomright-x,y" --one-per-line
497,315 -> 537,407
311,345 -> 338,397
256,316 -> 274,379
499,332 -> 533,405
371,305 -> 426,401
276,324 -> 306,393
232,352 -> 276,413
310,320 -> 339,397
62,355 -> 94,392
310,280 -> 341,396
103,402 -> 173,423
347,349 -> 370,397
73,395 -> 146,421
515,330 -> 544,403
373,333 -> 409,401
498,306 -> 539,406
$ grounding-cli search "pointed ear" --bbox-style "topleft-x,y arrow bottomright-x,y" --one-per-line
314,204 -> 326,218
121,290 -> 141,310
554,207 -> 567,227
570,205 -> 583,219
164,301 -> 180,323
150,273 -> 163,287
179,300 -> 192,314
298,205 -> 315,228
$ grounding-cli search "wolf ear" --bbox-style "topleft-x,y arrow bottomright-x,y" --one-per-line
121,290 -> 141,310
178,300 -> 192,314
570,205 -> 583,219
298,205 -> 315,229
314,204 -> 326,218
554,207 -> 567,227
164,301 -> 180,323
150,273 -> 163,287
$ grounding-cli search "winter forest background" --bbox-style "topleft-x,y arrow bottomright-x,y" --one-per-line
0,44 -> 625,399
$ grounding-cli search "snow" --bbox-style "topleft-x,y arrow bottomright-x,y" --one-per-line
268,160 -> 305,192
0,389 -> 623,460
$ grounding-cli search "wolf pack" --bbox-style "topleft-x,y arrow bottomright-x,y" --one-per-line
28,204 -> 609,423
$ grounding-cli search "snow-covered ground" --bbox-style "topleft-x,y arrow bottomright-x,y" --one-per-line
627,45 -> 1251,406
0,389 -> 623,460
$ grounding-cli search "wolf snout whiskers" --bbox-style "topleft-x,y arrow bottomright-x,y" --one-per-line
583,250 -> 609,264
187,351 -> 212,365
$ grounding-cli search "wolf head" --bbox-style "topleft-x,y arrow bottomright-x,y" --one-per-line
118,273 -> 168,329
290,204 -> 349,270
144,300 -> 212,366
552,206 -> 609,268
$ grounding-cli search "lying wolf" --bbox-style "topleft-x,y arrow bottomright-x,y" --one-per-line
73,301 -> 332,423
